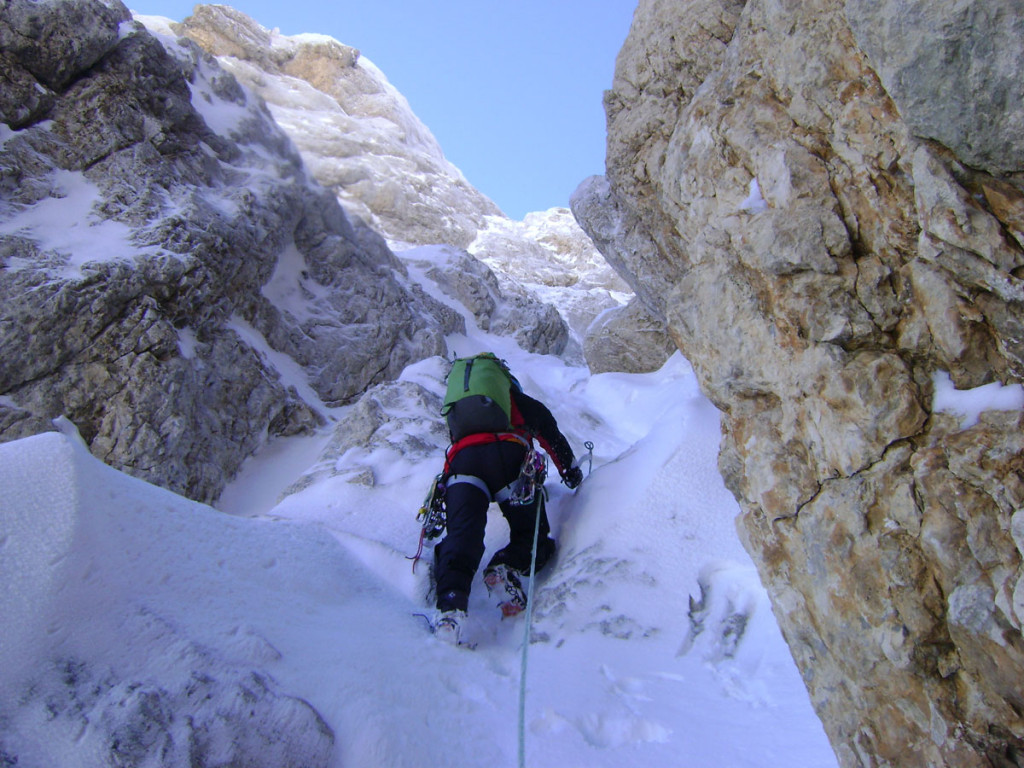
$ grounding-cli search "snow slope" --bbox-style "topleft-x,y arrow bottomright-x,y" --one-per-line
0,244 -> 839,767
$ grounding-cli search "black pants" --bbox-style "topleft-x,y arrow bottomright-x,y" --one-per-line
434,440 -> 555,612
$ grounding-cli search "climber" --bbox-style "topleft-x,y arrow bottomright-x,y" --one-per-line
431,353 -> 583,644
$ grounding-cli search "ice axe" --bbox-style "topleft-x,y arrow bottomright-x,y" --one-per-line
575,440 -> 594,478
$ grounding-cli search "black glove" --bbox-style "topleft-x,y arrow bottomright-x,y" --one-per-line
563,466 -> 583,489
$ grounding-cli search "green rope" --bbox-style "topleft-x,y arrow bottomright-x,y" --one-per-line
517,487 -> 545,768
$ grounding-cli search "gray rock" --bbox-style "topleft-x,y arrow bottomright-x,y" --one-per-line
401,245 -> 570,356
282,371 -> 450,496
170,4 -> 503,248
470,206 -> 629,293
468,205 -> 631,364
0,0 -> 452,503
0,0 -> 126,90
583,298 -> 676,375
571,175 -> 670,322
163,5 -> 622,343
846,0 -> 1024,174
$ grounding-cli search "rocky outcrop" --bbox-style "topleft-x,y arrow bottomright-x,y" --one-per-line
281,364 -> 450,496
402,245 -> 570,357
582,298 -> 677,375
571,174 -> 670,321
469,206 -> 642,368
149,6 -> 613,365
0,0 -> 454,503
846,0 -> 1024,177
470,206 -> 629,293
159,5 -> 502,249
571,176 -> 675,372
579,0 -> 1024,765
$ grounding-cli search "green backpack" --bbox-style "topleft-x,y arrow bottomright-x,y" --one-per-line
441,353 -> 515,441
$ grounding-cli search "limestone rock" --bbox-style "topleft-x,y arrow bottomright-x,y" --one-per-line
150,6 -> 609,365
401,245 -> 570,357
589,0 -> 1024,764
468,207 -> 630,362
572,175 -> 673,322
166,5 -> 502,249
282,364 -> 450,496
571,174 -> 681,371
846,0 -> 1024,175
0,0 -> 452,503
583,298 -> 676,375
470,206 -> 629,293
0,0 -> 125,91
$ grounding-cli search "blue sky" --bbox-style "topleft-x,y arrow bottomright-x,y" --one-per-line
128,1 -> 638,219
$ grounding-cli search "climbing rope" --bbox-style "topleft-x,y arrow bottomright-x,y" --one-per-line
517,441 -> 593,765
517,486 -> 545,768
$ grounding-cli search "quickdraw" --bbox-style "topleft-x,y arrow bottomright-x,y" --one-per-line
505,448 -> 547,506
409,473 -> 446,573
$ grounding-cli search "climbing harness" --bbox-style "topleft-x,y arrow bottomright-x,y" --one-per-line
410,432 -> 535,572
443,431 -> 531,472
444,440 -> 546,506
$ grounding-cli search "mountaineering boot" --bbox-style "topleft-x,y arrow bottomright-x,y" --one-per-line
434,609 -> 466,645
483,564 -> 527,618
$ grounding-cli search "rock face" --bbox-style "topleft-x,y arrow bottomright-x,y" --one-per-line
571,175 -> 676,372
470,206 -> 629,293
577,0 -> 1024,765
572,174 -> 670,321
150,6 -> 610,364
163,5 -> 503,249
847,0 -> 1024,176
280,361 -> 451,496
0,0 -> 454,503
402,245 -> 570,356
582,297 -> 678,375
469,206 -> 640,367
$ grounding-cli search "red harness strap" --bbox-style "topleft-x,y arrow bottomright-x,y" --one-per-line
443,431 -> 532,475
